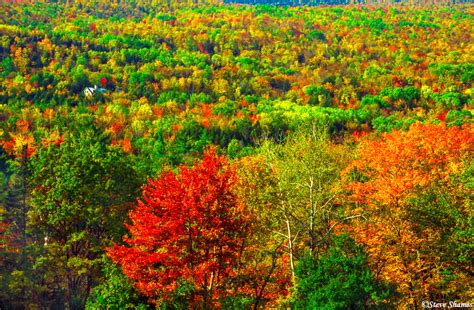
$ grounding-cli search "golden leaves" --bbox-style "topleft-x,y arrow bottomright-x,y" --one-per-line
342,123 -> 473,305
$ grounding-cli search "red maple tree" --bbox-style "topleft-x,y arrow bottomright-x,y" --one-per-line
100,77 -> 107,87
108,149 -> 252,307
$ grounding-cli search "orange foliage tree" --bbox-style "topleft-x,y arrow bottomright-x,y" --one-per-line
341,123 -> 473,306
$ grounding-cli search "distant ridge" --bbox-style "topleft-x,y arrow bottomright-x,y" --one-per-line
223,0 -> 471,5
1,0 -> 472,5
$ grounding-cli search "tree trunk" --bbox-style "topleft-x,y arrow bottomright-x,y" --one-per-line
285,215 -> 295,285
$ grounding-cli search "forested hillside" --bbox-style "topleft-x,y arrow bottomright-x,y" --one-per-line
224,0 -> 471,6
0,0 -> 472,308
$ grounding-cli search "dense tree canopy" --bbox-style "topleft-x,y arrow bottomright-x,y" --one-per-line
0,0 -> 472,308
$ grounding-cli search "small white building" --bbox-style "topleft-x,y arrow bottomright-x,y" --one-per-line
84,85 -> 98,98
84,85 -> 106,99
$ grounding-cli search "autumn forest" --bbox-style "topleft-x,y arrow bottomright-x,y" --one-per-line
0,0 -> 472,309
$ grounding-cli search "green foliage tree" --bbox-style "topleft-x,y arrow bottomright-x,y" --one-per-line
0,149 -> 57,309
86,257 -> 150,310
70,65 -> 90,94
1,57 -> 14,78
291,234 -> 396,309
28,130 -> 142,309
304,85 -> 332,107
